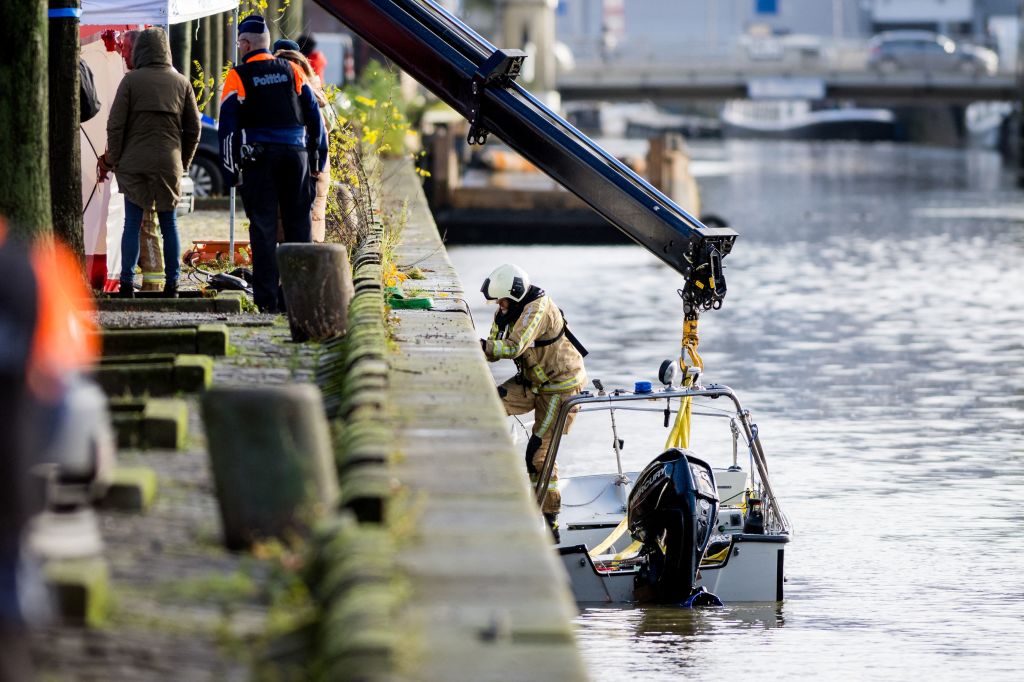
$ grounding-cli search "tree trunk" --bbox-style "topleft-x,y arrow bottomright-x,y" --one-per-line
49,0 -> 84,258
281,0 -> 304,41
265,0 -> 280,43
170,20 -> 192,77
200,15 -> 213,116
0,0 -> 51,240
211,12 -> 224,119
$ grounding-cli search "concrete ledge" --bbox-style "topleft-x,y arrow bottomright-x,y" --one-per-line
97,324 -> 229,356
97,293 -> 243,314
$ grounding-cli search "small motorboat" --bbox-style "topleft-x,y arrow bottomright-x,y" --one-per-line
529,363 -> 791,605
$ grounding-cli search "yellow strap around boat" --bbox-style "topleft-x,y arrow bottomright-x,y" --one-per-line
701,545 -> 730,565
613,540 -> 642,561
588,516 -> 628,557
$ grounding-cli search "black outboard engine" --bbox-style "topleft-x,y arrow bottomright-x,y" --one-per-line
628,448 -> 720,604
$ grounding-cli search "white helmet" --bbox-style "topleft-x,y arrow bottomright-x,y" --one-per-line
481,264 -> 530,302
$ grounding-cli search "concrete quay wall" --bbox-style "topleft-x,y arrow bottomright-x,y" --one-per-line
375,160 -> 587,681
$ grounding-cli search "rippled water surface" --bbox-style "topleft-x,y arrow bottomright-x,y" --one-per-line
448,141 -> 1024,680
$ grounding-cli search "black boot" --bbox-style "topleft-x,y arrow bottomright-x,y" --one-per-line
163,280 -> 178,298
118,281 -> 134,298
544,513 -> 561,544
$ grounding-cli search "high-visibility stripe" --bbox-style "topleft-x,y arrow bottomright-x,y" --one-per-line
535,393 -> 562,438
529,475 -> 560,490
538,370 -> 587,393
493,297 -> 548,359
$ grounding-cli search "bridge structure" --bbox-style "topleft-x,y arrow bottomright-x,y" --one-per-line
557,63 -> 1019,105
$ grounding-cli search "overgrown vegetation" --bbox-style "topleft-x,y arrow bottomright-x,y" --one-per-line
324,63 -> 425,292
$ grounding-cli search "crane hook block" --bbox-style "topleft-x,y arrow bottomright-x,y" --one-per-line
468,48 -> 527,145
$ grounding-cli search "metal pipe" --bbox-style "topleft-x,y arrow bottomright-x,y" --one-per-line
228,6 -> 238,265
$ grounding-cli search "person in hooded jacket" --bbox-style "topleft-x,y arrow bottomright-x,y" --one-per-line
480,264 -> 588,543
99,27 -> 201,298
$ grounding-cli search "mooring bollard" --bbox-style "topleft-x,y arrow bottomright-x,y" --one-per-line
277,243 -> 355,343
201,384 -> 339,551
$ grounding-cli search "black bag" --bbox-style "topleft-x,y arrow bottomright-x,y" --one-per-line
80,59 -> 101,123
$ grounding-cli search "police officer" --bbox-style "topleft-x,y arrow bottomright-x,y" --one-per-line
219,15 -> 327,312
479,264 -> 588,543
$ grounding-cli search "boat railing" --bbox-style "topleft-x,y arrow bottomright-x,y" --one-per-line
537,385 -> 791,535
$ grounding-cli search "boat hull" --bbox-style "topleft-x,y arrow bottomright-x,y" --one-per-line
559,533 -> 788,604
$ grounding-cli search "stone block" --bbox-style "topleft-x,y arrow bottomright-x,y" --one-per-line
196,323 -> 230,356
173,355 -> 213,392
109,398 -> 187,449
94,355 -> 210,396
97,325 -> 228,357
94,362 -> 176,397
202,384 -> 340,550
98,328 -> 196,356
278,244 -> 355,342
143,398 -> 188,448
43,557 -> 110,627
100,467 -> 158,512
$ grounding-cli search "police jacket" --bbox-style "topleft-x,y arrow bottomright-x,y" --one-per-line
483,287 -> 587,394
218,49 -> 327,185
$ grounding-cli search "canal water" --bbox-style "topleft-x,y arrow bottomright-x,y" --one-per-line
448,140 -> 1024,680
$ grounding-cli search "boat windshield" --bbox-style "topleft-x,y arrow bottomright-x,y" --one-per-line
545,394 -> 747,479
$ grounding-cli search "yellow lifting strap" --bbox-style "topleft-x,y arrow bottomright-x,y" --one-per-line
588,517 -> 643,560
665,317 -> 703,451
588,516 -> 628,557
613,540 -> 642,561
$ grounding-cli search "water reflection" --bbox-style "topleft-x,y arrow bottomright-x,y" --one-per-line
448,140 -> 1024,679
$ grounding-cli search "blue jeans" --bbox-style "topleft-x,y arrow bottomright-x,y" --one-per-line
120,200 -> 180,285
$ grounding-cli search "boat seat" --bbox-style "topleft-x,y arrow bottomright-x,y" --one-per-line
714,467 -> 749,506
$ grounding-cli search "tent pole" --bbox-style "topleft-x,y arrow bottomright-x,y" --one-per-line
228,6 -> 238,265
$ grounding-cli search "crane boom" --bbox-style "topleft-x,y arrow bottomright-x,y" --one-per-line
314,0 -> 737,310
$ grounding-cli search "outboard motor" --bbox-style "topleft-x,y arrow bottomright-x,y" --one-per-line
628,448 -> 720,604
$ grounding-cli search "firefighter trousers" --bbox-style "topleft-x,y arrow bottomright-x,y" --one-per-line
499,378 -> 582,515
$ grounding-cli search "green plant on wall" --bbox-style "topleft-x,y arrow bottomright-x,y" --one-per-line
324,65 -> 417,251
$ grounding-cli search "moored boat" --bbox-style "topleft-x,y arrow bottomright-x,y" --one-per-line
528,366 -> 791,605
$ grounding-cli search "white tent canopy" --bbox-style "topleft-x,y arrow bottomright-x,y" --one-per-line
81,0 -> 238,25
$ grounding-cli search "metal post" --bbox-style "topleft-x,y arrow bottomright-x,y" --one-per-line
48,0 -> 84,257
228,6 -> 238,264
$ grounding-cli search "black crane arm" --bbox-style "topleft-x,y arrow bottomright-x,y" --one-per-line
314,0 -> 737,311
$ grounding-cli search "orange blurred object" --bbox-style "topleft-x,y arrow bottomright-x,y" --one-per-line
183,239 -> 252,266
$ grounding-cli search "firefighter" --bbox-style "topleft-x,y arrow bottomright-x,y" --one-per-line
479,264 -> 588,543
218,15 -> 327,312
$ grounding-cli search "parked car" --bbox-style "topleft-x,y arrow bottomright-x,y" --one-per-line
188,119 -> 227,197
867,31 -> 998,76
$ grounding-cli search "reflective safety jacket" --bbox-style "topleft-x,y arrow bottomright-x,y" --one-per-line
218,49 -> 327,185
484,293 -> 587,393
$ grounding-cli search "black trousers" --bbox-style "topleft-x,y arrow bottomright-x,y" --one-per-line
239,144 -> 313,312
